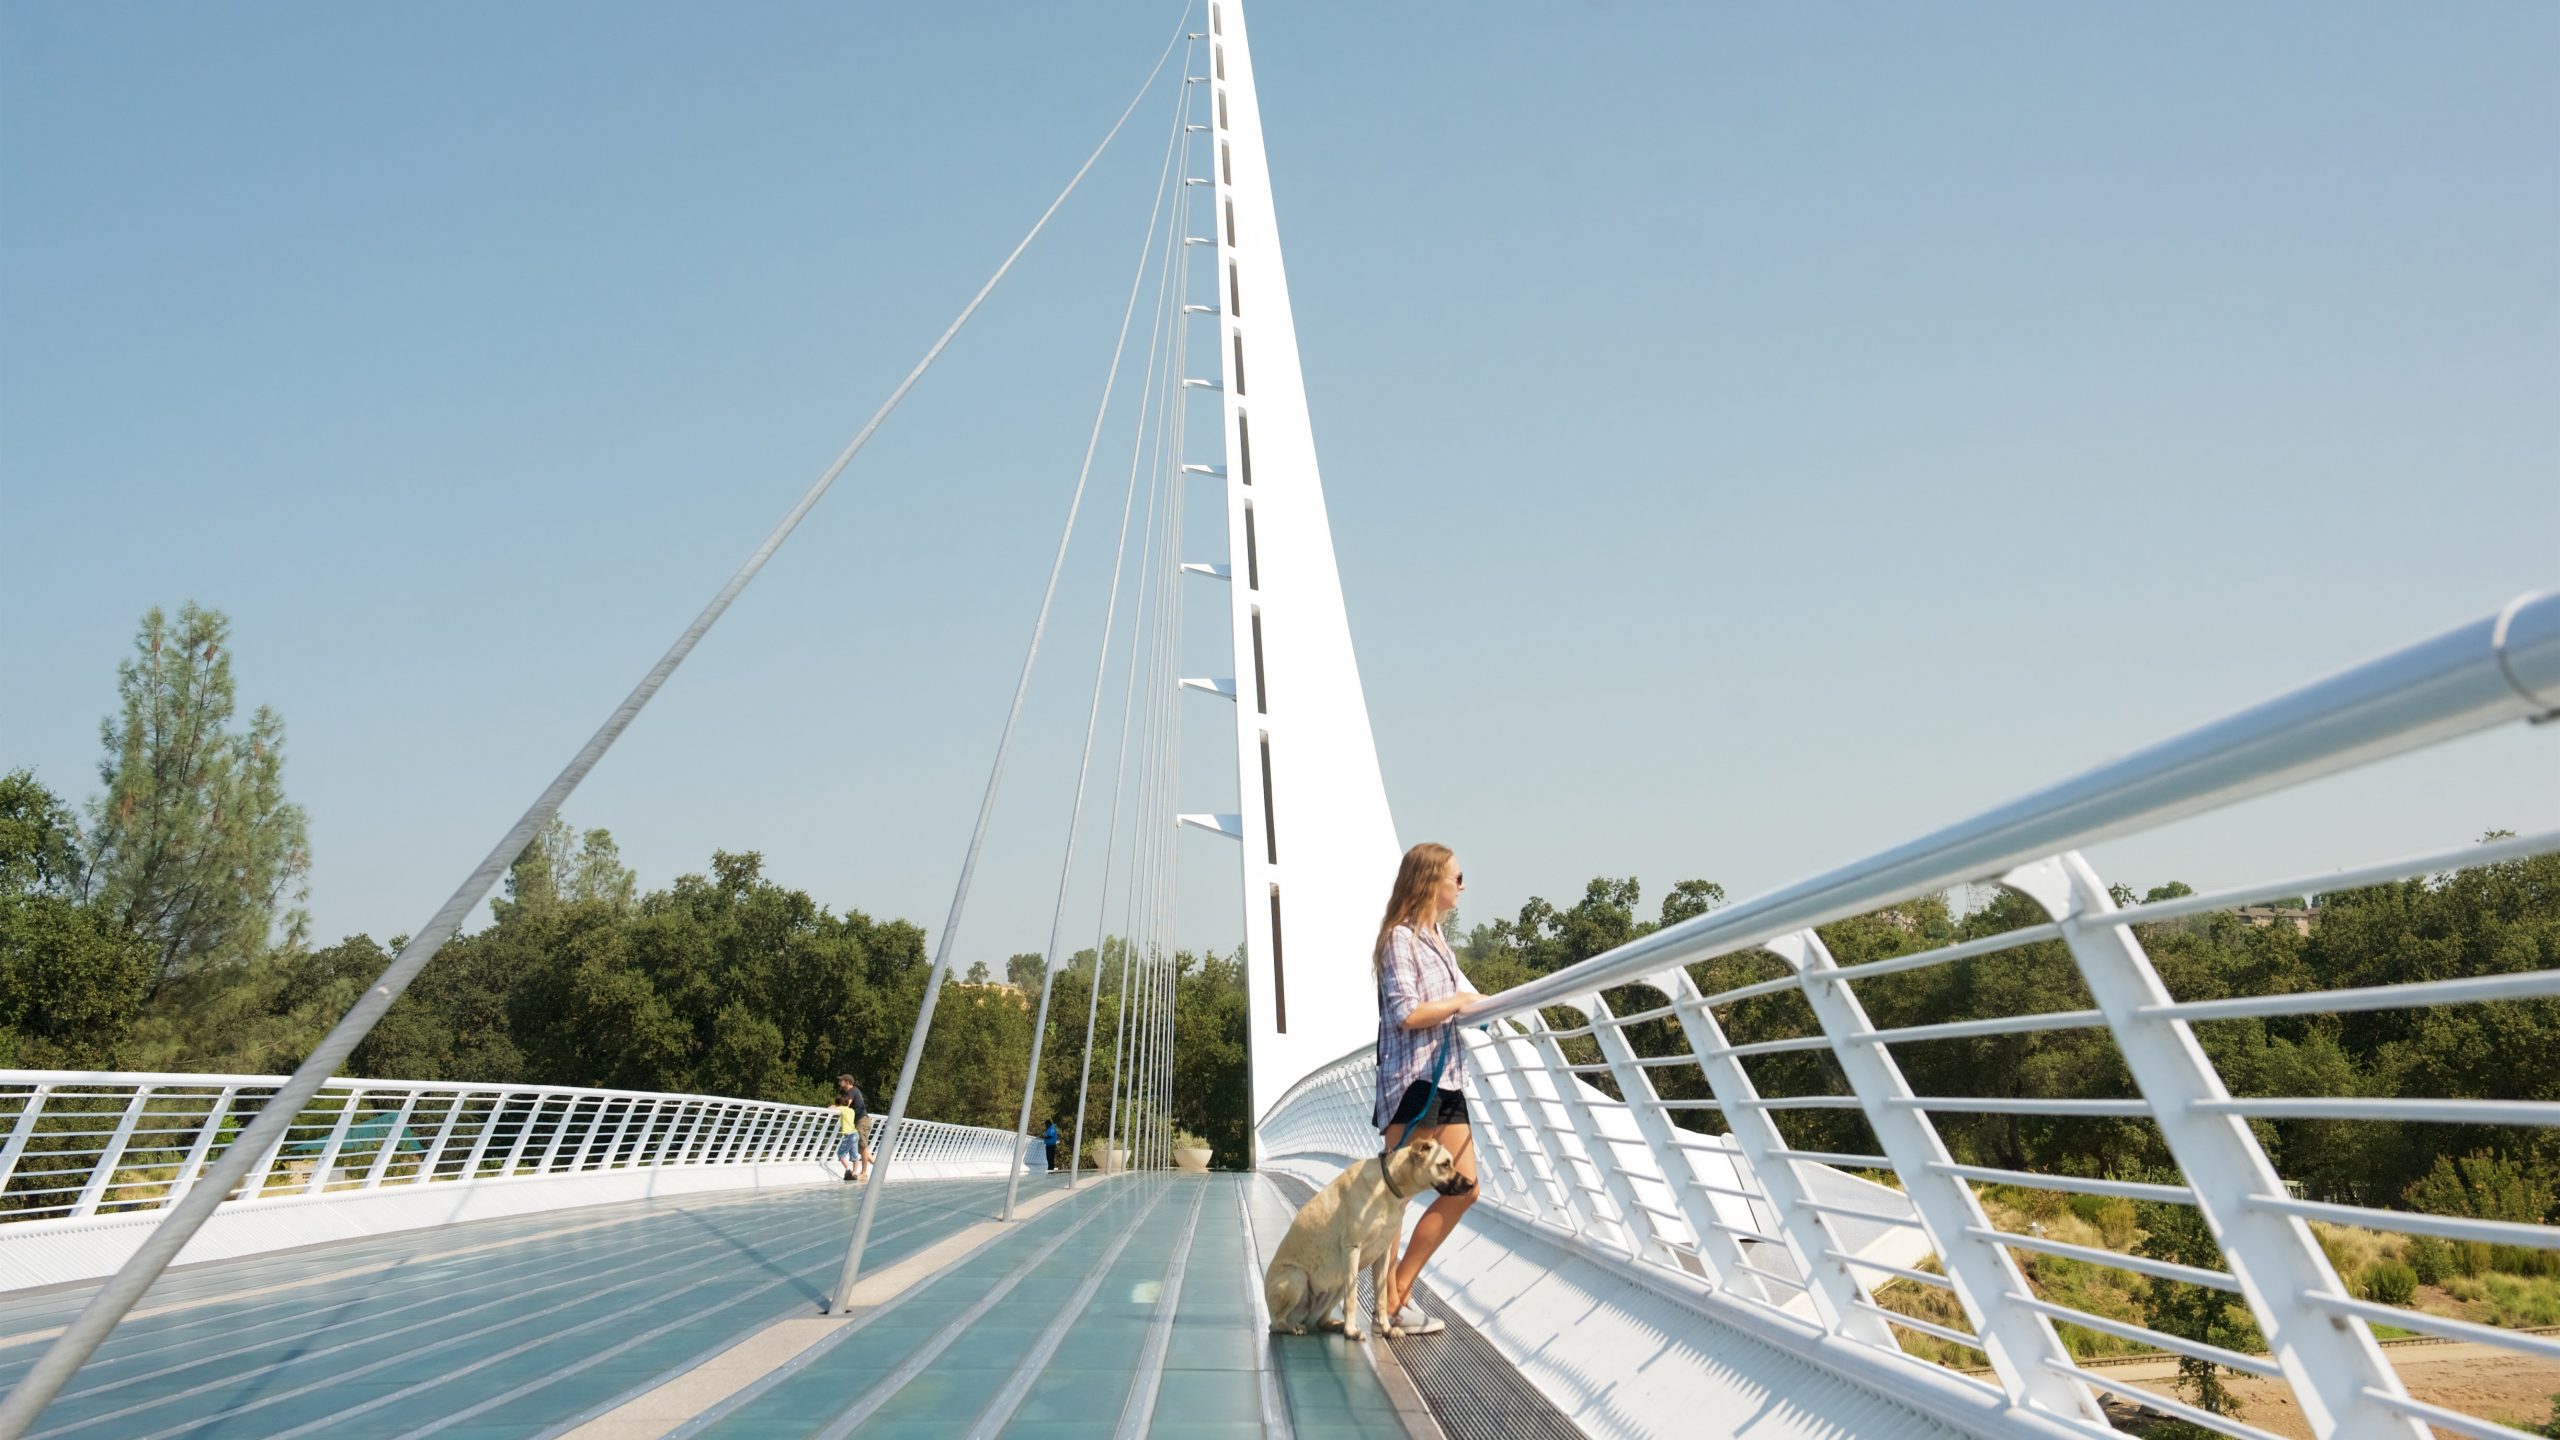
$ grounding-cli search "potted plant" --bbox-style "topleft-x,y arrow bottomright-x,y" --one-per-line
1088,1138 -> 1128,1174
1173,1130 -> 1214,1173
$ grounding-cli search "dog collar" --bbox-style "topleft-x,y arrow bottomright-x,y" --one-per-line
1378,1152 -> 1417,1201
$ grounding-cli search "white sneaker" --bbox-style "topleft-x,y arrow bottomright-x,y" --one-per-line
1390,1302 -> 1446,1335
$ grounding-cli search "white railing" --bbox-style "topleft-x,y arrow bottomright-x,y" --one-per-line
0,1071 -> 1033,1224
1261,588 -> 2559,1440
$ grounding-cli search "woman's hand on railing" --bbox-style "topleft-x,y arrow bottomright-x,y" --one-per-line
1402,991 -> 1486,1031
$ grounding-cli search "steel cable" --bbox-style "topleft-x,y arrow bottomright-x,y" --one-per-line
826,16 -> 1200,1304
1001,36 -> 1198,1223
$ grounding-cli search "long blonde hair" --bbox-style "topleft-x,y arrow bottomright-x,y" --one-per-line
1373,842 -> 1456,979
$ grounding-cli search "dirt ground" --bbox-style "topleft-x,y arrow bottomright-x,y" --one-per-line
2095,1343 -> 2560,1438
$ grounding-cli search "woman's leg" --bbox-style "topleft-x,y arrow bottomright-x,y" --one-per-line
1376,1119 -> 1477,1316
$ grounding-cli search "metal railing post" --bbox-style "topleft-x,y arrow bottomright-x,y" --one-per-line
459,1091 -> 505,1180
535,1094 -> 577,1174
1451,1054 -> 1539,1213
598,1098 -> 636,1171
362,1089 -> 421,1189
71,1088 -> 151,1218
0,1085 -> 54,1201
1648,962 -> 1900,1346
307,1088 -> 364,1196
238,1089 -> 290,1200
631,1099 -> 666,1166
1775,929 -> 2099,1419
1481,1022 -> 1616,1243
416,1091 -> 466,1186
1582,986 -> 1755,1292
1519,1009 -> 1663,1261
166,1087 -> 235,1209
1466,1027 -> 1582,1229
2009,854 -> 2427,1440
498,1093 -> 541,1176
674,1101 -> 710,1165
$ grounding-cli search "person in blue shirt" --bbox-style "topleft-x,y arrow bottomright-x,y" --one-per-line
1043,1118 -> 1061,1172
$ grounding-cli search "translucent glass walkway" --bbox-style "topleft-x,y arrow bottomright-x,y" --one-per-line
0,1174 -> 1419,1440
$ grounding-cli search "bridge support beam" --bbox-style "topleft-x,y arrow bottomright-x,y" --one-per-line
1649,962 -> 1905,1351
1777,930 -> 2104,1423
2008,854 -> 2426,1440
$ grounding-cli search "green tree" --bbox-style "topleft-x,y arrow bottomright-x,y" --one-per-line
491,816 -> 637,923
81,603 -> 310,982
2137,1197 -> 2260,1418
0,771 -> 153,1066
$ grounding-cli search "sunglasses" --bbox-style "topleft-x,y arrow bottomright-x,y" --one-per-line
1454,872 -> 1465,885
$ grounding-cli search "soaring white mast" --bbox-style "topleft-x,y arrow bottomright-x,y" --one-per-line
1176,0 -> 1402,1132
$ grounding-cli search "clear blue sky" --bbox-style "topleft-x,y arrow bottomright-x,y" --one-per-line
5,2 -> 2554,971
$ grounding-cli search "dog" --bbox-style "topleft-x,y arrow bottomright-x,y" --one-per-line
1264,1139 -> 1461,1341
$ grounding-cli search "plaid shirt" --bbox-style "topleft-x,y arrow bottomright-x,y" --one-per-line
1373,924 -> 1474,1128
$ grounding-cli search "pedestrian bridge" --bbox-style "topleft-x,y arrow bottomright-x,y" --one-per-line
2,582 -> 2555,1438
2,0 -> 2554,1435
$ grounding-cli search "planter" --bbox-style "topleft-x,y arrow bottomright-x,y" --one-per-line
1088,1146 -> 1130,1174
1174,1147 -> 1213,1173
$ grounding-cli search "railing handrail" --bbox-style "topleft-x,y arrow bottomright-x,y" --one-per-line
1462,587 -> 2557,1024
0,1071 -> 1035,1237
0,1071 -> 829,1111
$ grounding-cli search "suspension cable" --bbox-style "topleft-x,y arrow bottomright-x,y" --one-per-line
1000,40 -> 1196,1223
1074,109 -> 1194,1187
825,17 -> 1201,1303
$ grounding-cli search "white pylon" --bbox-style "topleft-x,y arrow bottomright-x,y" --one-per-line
1176,0 -> 1402,1137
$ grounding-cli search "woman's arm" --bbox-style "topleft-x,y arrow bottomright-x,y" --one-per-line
1382,927 -> 1489,1030
1399,988 -> 1486,1031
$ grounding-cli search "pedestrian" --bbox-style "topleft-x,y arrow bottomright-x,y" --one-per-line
1371,842 -> 1483,1336
1043,1117 -> 1061,1172
831,1076 -> 870,1183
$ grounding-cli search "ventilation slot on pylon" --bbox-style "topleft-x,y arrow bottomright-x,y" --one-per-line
1218,90 -> 1229,131
1259,732 -> 1278,864
1224,198 -> 1236,245
1232,335 -> 1247,395
1236,411 -> 1253,485
1215,46 -> 1226,81
1243,503 -> 1262,590
1221,142 -> 1232,185
1212,5 -> 1222,37
1228,261 -> 1241,317
1250,607 -> 1269,714
1268,884 -> 1287,1034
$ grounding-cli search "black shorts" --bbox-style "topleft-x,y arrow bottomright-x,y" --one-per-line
1387,1081 -> 1469,1130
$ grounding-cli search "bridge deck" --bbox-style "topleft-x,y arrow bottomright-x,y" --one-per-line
0,1173 -> 1421,1440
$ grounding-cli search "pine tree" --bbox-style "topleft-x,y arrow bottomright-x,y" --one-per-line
82,603 -> 310,982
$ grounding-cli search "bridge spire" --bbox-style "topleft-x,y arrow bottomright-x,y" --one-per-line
1189,0 -> 1402,1132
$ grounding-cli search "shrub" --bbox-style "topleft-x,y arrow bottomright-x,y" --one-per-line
2405,1234 -> 2452,1286
2067,1193 -> 2109,1226
2493,1244 -> 2560,1279
2094,1198 -> 2140,1251
2359,1261 -> 2417,1307
2457,1240 -> 2494,1277
2001,1185 -> 2068,1224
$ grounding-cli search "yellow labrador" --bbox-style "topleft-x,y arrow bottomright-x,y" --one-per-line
1264,1140 -> 1459,1341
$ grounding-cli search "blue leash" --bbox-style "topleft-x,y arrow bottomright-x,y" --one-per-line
1391,1025 -> 1459,1152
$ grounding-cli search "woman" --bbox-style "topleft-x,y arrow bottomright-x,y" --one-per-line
1372,842 -> 1486,1335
